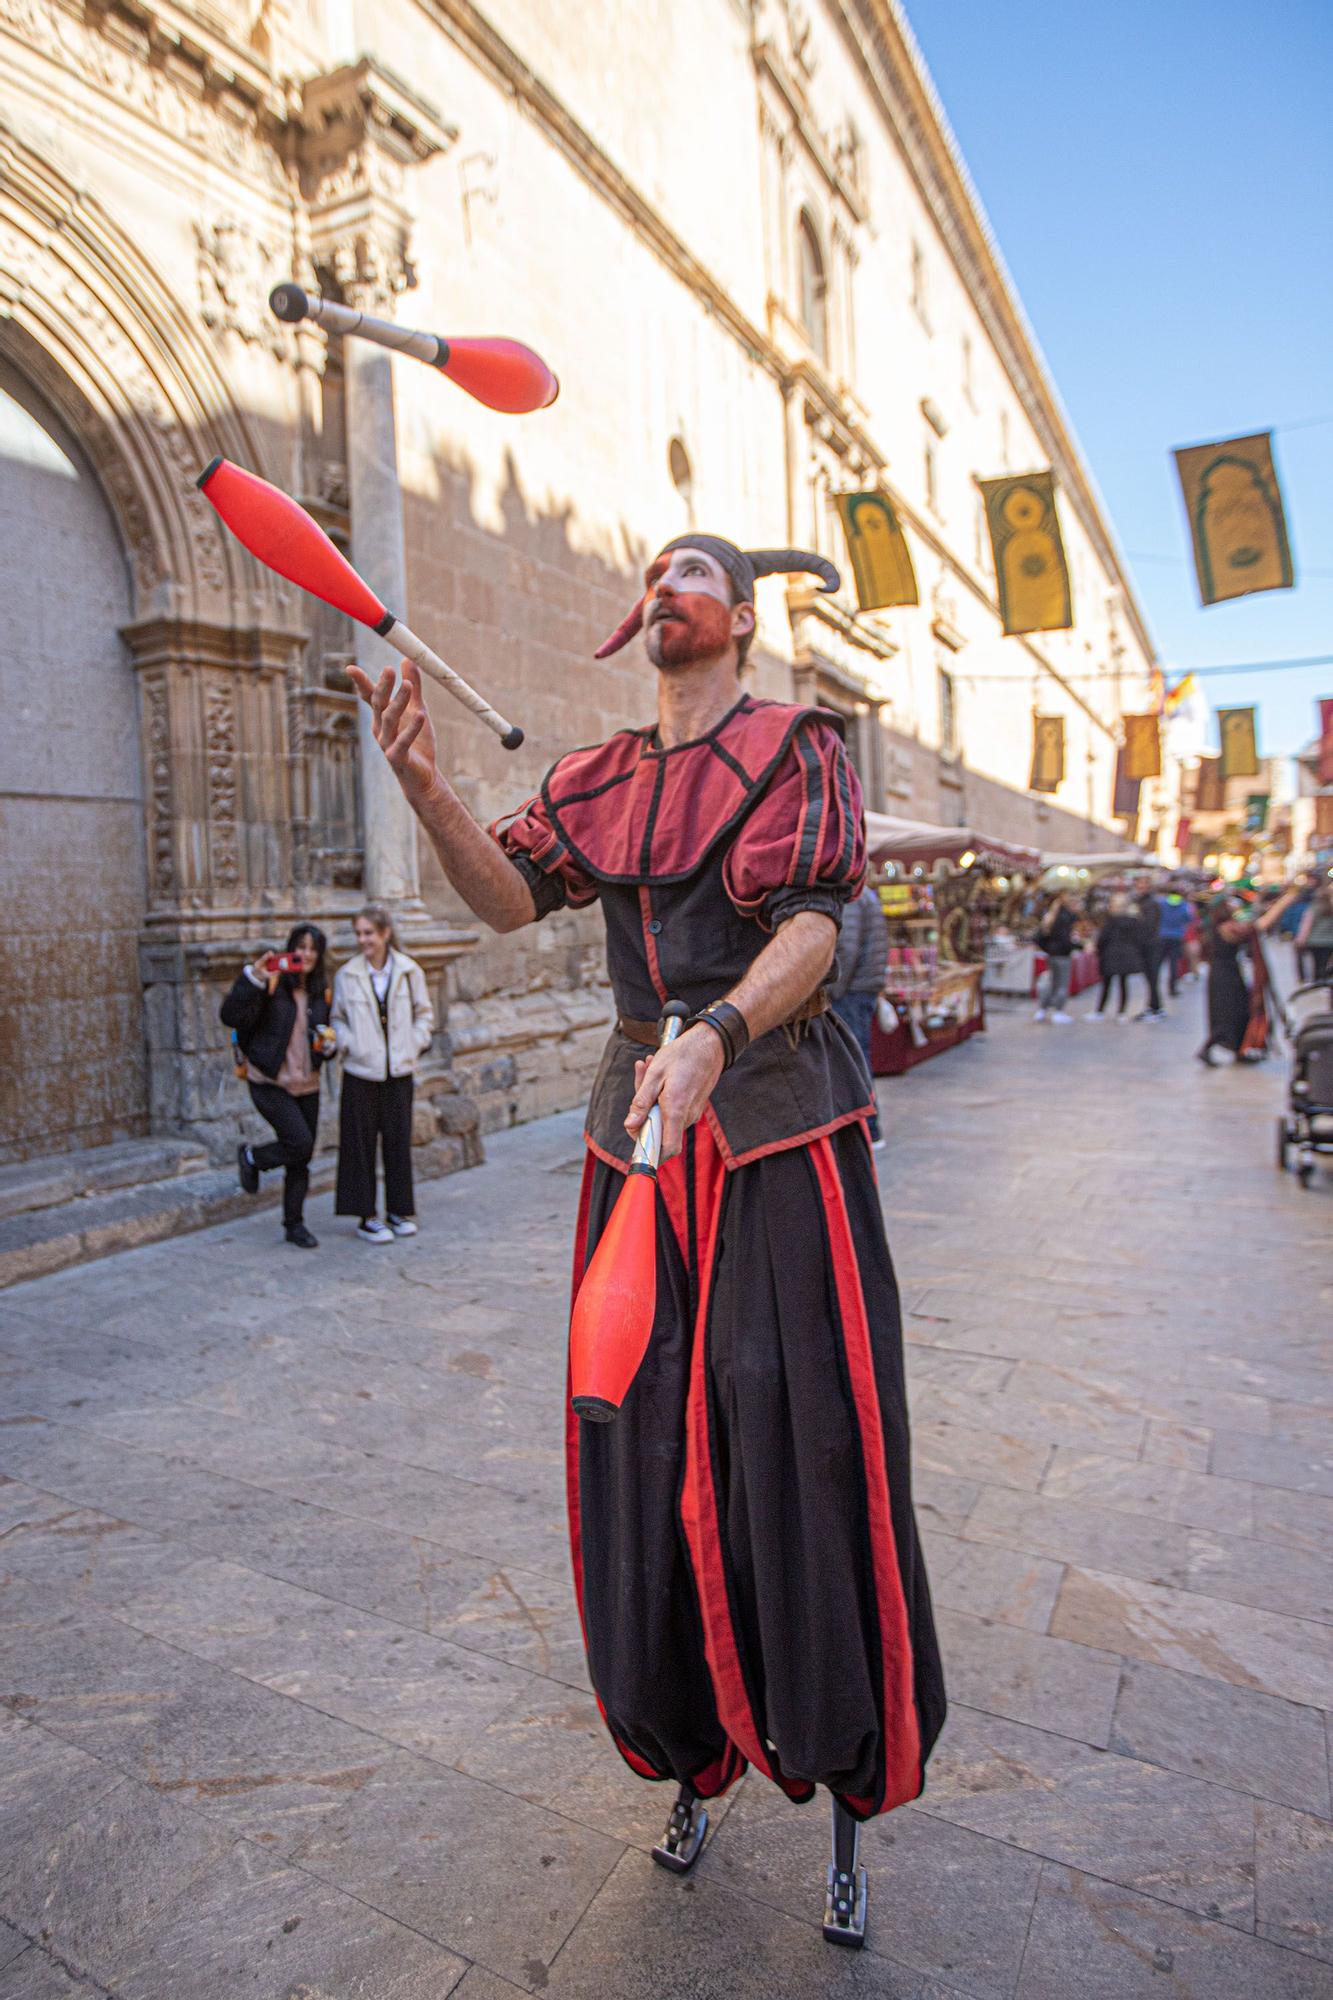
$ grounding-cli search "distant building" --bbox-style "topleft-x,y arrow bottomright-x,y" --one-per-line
0,0 -> 1160,1162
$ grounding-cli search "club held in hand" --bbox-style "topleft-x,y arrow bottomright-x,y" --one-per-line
569,1002 -> 692,1422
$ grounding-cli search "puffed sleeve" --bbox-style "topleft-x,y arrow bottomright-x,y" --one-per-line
489,792 -> 600,920
723,720 -> 866,931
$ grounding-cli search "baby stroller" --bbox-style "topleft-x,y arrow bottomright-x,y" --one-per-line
1275,981 -> 1333,1186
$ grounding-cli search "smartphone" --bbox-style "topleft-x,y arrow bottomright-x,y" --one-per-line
264,951 -> 305,975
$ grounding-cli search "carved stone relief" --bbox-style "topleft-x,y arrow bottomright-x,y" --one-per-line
195,217 -> 293,357
0,0 -> 285,191
204,675 -> 241,896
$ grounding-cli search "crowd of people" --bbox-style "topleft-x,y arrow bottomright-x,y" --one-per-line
220,904 -> 435,1250
1029,871 -> 1333,1065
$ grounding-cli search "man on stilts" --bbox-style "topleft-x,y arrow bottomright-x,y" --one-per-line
350,534 -> 945,1947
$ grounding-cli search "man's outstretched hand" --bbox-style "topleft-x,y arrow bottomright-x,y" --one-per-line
348,660 -> 441,811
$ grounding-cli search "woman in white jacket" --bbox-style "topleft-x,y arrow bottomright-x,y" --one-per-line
333,905 -> 435,1242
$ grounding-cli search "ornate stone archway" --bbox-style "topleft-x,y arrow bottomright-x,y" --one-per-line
0,120 -> 311,1147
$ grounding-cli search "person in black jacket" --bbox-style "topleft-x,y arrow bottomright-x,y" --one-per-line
220,924 -> 334,1247
1132,883 -> 1165,1021
1091,895 -> 1144,1020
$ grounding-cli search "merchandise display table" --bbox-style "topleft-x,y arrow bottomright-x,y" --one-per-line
871,963 -> 986,1075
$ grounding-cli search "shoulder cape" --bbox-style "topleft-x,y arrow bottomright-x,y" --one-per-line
539,694 -> 846,885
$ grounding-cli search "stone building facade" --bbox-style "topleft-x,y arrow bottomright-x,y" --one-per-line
0,0 -> 1159,1162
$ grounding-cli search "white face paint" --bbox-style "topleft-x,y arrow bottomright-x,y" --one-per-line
642,548 -> 754,670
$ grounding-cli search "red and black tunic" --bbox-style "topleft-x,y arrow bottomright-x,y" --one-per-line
494,693 -> 945,1817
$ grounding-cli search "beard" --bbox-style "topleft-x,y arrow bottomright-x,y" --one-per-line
644,593 -> 735,669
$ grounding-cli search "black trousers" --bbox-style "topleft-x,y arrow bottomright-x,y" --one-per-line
249,1083 -> 320,1228
336,1072 -> 415,1219
1097,973 -> 1132,1014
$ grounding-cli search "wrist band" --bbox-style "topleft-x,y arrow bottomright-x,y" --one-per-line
691,1000 -> 751,1071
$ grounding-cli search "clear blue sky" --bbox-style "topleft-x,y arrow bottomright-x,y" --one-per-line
904,0 -> 1332,761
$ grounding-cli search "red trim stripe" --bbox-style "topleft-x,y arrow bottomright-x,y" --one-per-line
565,1149 -> 665,1783
677,1126 -> 776,1784
809,1134 -> 922,1811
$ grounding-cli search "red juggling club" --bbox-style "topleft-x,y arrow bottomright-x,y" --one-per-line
269,283 -> 559,415
570,1002 -> 691,1422
196,457 -> 524,750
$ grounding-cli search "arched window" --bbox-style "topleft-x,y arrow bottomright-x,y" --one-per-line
796,211 -> 828,364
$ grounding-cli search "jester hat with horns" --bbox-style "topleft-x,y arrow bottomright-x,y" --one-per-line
595,535 -> 841,658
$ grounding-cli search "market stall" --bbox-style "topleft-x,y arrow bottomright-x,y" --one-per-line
864,817 -> 1041,1074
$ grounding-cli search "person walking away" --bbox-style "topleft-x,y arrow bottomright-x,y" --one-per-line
1133,885 -> 1164,1020
1198,886 -> 1299,1066
222,924 -> 334,1248
333,904 -> 435,1242
828,878 -> 888,1146
1033,891 -> 1077,1023
1154,889 -> 1191,1001
1092,895 -> 1141,1020
1295,881 -> 1333,988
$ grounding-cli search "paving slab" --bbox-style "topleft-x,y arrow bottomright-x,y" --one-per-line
1016,1863 -> 1331,2000
1110,1662 -> 1332,1816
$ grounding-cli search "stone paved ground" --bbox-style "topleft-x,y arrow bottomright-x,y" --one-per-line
1,961 -> 1330,2000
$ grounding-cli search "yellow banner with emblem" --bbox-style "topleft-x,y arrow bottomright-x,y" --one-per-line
834,491 -> 919,610
1172,432 -> 1294,606
979,472 -> 1073,635
1030,714 -> 1065,793
1217,705 -> 1259,779
1122,713 -> 1162,781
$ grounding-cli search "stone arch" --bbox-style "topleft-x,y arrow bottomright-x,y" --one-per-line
0,117 -> 286,627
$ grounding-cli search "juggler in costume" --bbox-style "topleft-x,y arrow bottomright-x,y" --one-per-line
351,534 -> 944,1944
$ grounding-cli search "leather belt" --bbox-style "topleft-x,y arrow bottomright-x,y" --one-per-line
616,990 -> 828,1048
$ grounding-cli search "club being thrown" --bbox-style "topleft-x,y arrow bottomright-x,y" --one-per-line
269,283 -> 559,416
196,457 -> 524,750
569,1002 -> 692,1422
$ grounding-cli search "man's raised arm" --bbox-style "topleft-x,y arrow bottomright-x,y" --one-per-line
350,661 -> 536,935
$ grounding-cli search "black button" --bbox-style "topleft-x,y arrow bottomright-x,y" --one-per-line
647,919 -> 662,934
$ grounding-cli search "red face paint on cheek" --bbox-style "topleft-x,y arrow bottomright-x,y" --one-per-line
653,592 -> 734,666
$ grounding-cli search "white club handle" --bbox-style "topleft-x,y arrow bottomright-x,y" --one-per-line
386,618 -> 524,751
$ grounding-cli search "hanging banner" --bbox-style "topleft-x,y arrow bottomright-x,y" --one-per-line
1176,815 -> 1193,852
1122,713 -> 1162,780
1113,747 -> 1142,818
1243,793 -> 1270,834
1172,431 -> 1294,606
1318,697 -> 1333,788
834,491 -> 919,610
1315,793 -> 1333,840
1217,705 -> 1259,779
980,472 -> 1073,635
1030,713 -> 1065,793
1193,756 -> 1226,811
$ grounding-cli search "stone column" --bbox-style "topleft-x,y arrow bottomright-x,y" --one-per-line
295,58 -> 458,909
344,331 -> 420,904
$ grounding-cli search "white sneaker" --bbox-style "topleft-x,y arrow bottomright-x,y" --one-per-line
357,1219 -> 394,1244
1086,1012 -> 1107,1022
386,1215 -> 418,1238
1051,1011 -> 1072,1025
1033,1008 -> 1048,1023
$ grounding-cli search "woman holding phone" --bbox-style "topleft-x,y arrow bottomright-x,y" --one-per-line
221,923 -> 335,1247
